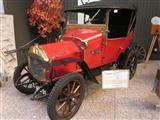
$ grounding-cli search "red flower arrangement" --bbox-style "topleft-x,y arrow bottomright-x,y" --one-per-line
27,0 -> 64,38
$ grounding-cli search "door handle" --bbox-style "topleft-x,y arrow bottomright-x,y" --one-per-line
91,50 -> 102,55
119,47 -> 124,50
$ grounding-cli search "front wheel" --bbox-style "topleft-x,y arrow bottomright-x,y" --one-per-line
47,73 -> 85,120
13,61 -> 36,94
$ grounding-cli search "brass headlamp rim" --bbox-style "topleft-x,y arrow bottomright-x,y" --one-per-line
28,43 -> 49,62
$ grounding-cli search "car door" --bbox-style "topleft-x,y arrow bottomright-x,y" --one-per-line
102,32 -> 133,65
84,35 -> 103,69
102,9 -> 134,65
102,37 -> 127,64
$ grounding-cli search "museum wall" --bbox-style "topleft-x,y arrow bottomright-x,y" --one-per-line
3,0 -> 77,63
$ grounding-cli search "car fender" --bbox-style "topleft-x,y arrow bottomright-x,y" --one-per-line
51,58 -> 98,83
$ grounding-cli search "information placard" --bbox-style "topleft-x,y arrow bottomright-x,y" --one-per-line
102,70 -> 129,89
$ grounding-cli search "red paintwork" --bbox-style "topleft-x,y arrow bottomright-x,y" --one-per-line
40,28 -> 133,77
41,41 -> 81,76
41,41 -> 81,61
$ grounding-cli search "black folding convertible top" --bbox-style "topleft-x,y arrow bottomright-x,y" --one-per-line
65,1 -> 136,13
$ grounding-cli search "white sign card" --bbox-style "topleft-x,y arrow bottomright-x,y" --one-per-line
102,70 -> 129,89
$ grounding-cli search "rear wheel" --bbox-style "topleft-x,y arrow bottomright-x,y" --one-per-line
118,50 -> 138,79
133,45 -> 146,63
47,73 -> 85,120
13,61 -> 36,94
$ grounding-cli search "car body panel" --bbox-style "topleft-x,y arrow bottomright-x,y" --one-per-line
40,41 -> 82,77
102,32 -> 134,65
37,28 -> 133,77
63,28 -> 104,69
41,41 -> 81,61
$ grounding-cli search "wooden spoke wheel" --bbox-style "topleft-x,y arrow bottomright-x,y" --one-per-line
126,54 -> 137,79
47,73 -> 85,120
15,73 -> 36,91
133,45 -> 146,63
56,81 -> 81,118
13,61 -> 36,94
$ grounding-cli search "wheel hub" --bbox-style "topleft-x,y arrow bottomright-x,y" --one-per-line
66,96 -> 73,102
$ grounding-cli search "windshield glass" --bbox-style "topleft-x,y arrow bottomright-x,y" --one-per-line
66,9 -> 107,25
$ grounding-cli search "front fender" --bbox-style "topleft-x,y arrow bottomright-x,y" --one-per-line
51,58 -> 98,83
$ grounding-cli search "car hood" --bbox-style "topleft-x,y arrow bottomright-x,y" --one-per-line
39,41 -> 81,61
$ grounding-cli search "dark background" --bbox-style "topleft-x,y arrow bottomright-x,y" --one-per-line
3,0 -> 160,63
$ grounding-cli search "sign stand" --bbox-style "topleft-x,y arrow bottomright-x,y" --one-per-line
144,34 -> 159,65
144,17 -> 160,67
102,70 -> 129,119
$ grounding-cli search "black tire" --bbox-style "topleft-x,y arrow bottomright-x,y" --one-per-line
132,45 -> 146,63
118,50 -> 138,79
47,73 -> 85,120
13,61 -> 36,95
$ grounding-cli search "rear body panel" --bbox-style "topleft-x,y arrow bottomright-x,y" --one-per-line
102,32 -> 133,65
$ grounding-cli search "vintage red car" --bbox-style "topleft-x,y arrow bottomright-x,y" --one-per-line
13,3 -> 137,120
